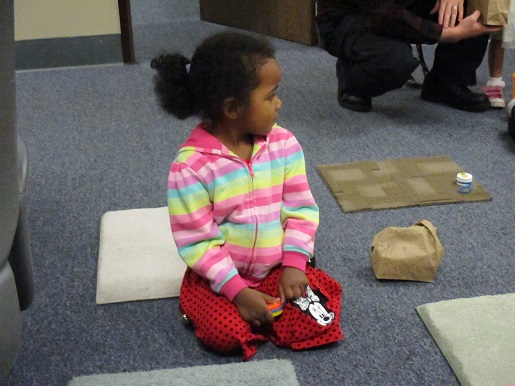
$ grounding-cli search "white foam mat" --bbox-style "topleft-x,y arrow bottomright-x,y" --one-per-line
96,207 -> 186,304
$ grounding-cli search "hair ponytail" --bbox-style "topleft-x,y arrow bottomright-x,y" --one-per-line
152,32 -> 276,124
150,53 -> 197,119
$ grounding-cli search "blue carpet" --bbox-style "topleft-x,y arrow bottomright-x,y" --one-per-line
6,1 -> 515,385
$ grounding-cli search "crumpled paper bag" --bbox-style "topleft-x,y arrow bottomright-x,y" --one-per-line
467,0 -> 509,25
370,220 -> 444,282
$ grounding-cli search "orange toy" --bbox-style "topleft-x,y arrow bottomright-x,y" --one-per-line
267,299 -> 283,317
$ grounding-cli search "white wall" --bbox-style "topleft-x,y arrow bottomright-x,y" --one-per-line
14,0 -> 120,41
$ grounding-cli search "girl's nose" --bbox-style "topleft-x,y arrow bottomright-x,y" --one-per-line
276,96 -> 282,110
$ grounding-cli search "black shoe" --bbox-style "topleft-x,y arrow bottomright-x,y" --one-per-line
338,92 -> 372,112
336,59 -> 372,112
421,75 -> 490,112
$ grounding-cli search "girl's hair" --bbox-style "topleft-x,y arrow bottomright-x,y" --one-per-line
150,31 -> 275,122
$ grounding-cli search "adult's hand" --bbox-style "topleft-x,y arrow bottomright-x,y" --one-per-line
431,0 -> 465,28
440,10 -> 503,43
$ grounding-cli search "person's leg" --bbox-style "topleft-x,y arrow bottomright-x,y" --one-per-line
482,35 -> 506,108
258,266 -> 344,350
407,0 -> 491,111
421,34 -> 490,111
179,268 -> 268,361
431,35 -> 490,85
406,0 -> 488,86
336,31 -> 419,97
488,36 -> 505,78
318,12 -> 419,111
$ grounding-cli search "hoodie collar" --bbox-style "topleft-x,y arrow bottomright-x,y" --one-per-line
178,123 -> 268,157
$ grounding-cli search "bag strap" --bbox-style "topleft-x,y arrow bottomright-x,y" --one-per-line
415,220 -> 437,238
415,220 -> 444,256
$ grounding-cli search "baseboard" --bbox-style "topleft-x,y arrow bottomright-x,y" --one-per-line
15,34 -> 123,71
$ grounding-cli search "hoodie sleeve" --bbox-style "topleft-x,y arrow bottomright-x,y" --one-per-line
168,160 -> 247,301
280,133 -> 319,271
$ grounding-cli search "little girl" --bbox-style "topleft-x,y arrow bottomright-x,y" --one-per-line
151,31 -> 343,361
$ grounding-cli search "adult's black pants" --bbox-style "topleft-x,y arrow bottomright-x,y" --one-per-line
317,9 -> 489,98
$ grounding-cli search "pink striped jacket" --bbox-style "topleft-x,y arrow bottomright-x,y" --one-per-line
168,124 -> 319,301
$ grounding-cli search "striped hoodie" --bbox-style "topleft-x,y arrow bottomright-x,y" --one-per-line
168,123 -> 319,301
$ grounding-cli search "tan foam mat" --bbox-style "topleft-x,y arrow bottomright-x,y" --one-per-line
317,156 -> 491,213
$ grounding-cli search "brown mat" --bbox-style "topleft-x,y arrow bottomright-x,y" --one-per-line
317,156 -> 492,213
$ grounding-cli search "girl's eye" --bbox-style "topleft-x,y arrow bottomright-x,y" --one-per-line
268,94 -> 276,101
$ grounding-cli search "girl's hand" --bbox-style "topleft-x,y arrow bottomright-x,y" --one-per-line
278,267 -> 309,303
233,288 -> 277,327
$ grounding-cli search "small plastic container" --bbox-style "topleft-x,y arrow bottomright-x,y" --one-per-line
456,172 -> 473,194
267,299 -> 283,317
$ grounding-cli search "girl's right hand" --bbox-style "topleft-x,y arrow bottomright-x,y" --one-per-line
233,288 -> 278,327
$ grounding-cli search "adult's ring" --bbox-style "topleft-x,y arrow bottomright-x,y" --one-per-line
453,6 -> 458,9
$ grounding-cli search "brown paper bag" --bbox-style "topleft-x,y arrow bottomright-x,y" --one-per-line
467,0 -> 510,25
370,220 -> 444,282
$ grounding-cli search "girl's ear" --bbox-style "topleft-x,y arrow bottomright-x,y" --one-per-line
222,97 -> 240,120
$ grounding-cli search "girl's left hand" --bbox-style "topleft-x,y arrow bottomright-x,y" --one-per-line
278,267 -> 309,303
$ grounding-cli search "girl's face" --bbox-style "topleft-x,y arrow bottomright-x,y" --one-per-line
240,58 -> 282,136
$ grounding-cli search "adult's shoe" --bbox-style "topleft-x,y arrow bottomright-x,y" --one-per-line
421,76 -> 490,112
338,91 -> 372,112
336,59 -> 372,112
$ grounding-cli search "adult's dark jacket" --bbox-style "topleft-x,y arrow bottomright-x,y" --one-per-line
316,0 -> 443,44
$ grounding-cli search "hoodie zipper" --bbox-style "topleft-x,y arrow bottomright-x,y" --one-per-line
217,141 -> 267,276
244,141 -> 270,276
234,155 -> 257,276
